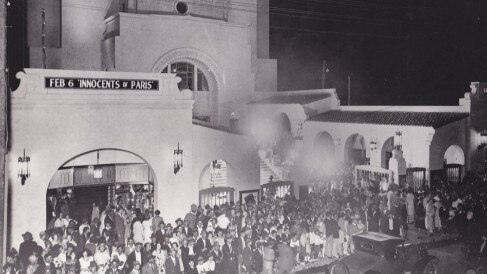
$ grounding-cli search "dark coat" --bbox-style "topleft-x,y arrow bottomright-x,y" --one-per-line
368,209 -> 381,232
165,256 -> 182,274
252,249 -> 263,273
18,240 -> 38,268
195,238 -> 212,256
242,246 -> 253,271
222,242 -> 238,274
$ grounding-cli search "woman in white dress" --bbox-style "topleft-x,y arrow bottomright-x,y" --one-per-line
142,214 -> 153,244
152,243 -> 167,273
434,197 -> 442,231
79,250 -> 94,274
406,188 -> 415,224
133,217 -> 144,244
425,199 -> 435,233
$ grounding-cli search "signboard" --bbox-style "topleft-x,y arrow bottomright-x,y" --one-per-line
73,165 -> 115,186
45,77 -> 159,90
115,164 -> 152,184
48,168 -> 74,189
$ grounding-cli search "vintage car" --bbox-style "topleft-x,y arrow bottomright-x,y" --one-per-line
328,231 -> 439,274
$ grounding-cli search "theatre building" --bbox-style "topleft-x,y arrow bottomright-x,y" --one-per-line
5,0 -> 487,250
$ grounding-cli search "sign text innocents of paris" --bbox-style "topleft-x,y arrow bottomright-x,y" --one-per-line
45,77 -> 159,90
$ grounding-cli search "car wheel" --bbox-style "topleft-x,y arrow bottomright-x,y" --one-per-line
328,261 -> 350,274
422,259 -> 438,274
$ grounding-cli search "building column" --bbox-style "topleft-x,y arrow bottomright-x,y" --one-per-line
0,0 -> 7,265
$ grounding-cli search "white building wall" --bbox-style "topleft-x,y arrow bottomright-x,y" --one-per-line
8,69 -> 194,249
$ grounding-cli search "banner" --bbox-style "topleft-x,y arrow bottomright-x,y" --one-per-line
45,77 -> 159,90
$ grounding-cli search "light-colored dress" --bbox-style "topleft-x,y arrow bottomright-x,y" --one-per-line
133,221 -> 144,244
425,202 -> 435,231
406,193 -> 415,221
79,256 -> 93,274
434,201 -> 442,229
153,249 -> 166,273
142,219 -> 152,244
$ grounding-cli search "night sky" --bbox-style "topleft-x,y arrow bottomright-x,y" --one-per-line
270,0 -> 487,106
7,0 -> 487,106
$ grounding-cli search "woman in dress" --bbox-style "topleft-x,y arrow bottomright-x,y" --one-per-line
406,187 -> 415,224
142,214 -> 153,244
132,217 -> 144,244
152,243 -> 167,273
79,249 -> 94,274
425,199 -> 435,233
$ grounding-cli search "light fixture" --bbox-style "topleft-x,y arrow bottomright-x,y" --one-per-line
174,142 -> 183,174
370,140 -> 378,151
18,149 -> 30,185
293,122 -> 304,150
93,150 -> 103,179
479,132 -> 487,149
335,138 -> 342,146
394,130 -> 403,150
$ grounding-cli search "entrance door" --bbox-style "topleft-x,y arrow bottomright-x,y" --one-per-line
72,186 -> 108,223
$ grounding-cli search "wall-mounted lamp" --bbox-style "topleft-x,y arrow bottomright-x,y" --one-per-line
174,142 -> 183,174
479,132 -> 487,150
293,122 -> 304,150
18,149 -> 30,185
394,130 -> 403,150
369,139 -> 378,152
335,138 -> 342,146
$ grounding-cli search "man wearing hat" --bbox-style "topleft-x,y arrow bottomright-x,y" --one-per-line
184,204 -> 198,229
18,231 -> 38,270
141,255 -> 159,274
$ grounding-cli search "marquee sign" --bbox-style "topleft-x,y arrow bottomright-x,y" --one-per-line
45,77 -> 159,90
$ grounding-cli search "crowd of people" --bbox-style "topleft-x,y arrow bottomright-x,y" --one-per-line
3,171 -> 487,274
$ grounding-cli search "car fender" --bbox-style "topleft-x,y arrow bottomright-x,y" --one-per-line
412,255 -> 439,274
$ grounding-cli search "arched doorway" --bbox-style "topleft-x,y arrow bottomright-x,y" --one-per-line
46,149 -> 157,230
444,145 -> 465,165
313,131 -> 336,175
381,136 -> 394,169
274,113 -> 293,158
344,134 -> 367,165
443,145 -> 465,183
199,160 -> 235,206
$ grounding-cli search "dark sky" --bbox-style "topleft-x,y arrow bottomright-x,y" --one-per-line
270,0 -> 487,105
7,0 -> 487,106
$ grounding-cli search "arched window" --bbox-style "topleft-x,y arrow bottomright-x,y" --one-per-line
162,62 -> 209,91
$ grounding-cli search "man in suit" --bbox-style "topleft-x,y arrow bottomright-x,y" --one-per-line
276,240 -> 294,274
126,242 -> 143,271
105,259 -> 124,274
141,255 -> 159,274
165,248 -> 182,274
252,241 -> 263,274
182,220 -> 193,237
241,237 -> 253,274
154,223 -> 166,246
222,235 -> 238,274
368,203 -> 381,232
210,241 -> 223,273
195,231 -> 212,257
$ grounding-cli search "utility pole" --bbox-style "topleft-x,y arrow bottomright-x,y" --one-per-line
347,74 -> 351,105
0,0 -> 8,266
